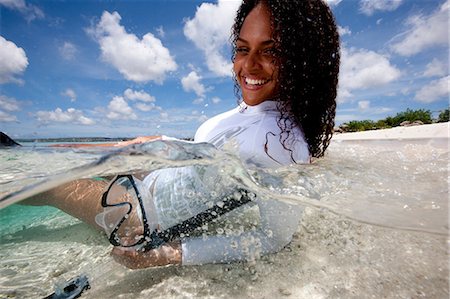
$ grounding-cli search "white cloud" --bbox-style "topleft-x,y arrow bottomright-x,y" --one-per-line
135,102 -> 157,112
211,96 -> 221,104
62,88 -> 77,102
106,96 -> 137,120
0,36 -> 28,84
338,26 -> 352,36
102,90 -> 160,120
192,98 -> 204,105
0,95 -> 20,111
0,0 -> 44,22
88,11 -> 177,83
423,58 -> 447,78
198,114 -> 208,123
160,111 -> 169,119
0,110 -> 18,122
326,0 -> 343,6
156,26 -> 165,38
190,110 -> 208,122
181,71 -> 206,97
359,0 -> 403,16
358,100 -> 370,111
183,0 -> 240,77
414,76 -> 449,103
338,47 -> 401,101
335,113 -> 362,123
156,107 -> 209,126
36,108 -> 95,125
0,95 -> 20,122
391,0 -> 449,56
59,42 -> 77,60
337,104 -> 393,123
124,88 -> 155,102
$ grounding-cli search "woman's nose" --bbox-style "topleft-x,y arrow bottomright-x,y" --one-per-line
243,51 -> 261,71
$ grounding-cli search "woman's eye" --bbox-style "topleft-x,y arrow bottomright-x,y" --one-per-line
263,48 -> 278,56
236,47 -> 248,54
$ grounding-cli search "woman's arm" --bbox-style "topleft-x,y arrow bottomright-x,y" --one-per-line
181,198 -> 303,265
111,241 -> 182,269
110,197 -> 302,268
114,136 -> 161,147
21,179 -> 108,230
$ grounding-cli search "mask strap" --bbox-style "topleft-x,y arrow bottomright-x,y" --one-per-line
143,188 -> 254,250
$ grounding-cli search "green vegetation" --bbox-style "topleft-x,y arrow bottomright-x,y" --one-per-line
437,108 -> 449,122
343,120 -> 375,132
384,108 -> 432,126
339,108 -> 448,133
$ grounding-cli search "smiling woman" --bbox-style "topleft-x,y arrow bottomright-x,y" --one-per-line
231,0 -> 340,159
20,0 -> 340,270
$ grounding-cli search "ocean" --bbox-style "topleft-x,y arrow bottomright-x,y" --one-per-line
0,138 -> 448,298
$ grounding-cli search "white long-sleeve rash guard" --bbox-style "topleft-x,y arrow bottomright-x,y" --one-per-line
195,100 -> 310,167
145,100 -> 310,265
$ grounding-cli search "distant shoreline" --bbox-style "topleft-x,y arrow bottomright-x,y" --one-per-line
9,122 -> 450,143
16,137 -> 133,143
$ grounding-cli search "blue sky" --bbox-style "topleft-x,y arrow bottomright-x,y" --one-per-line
1,0 -> 448,139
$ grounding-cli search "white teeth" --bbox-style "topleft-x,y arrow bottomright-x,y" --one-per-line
245,78 -> 268,85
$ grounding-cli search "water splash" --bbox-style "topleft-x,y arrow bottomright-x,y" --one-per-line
1,138 -> 447,235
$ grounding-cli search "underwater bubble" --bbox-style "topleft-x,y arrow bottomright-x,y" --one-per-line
230,241 -> 238,249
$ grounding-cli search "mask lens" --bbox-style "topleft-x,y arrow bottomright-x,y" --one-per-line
104,176 -> 145,247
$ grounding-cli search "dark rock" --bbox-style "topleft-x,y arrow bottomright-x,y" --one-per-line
0,132 -> 21,147
334,127 -> 343,133
400,120 -> 424,127
400,121 -> 411,126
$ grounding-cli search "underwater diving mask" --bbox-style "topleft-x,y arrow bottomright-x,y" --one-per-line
96,174 -> 255,251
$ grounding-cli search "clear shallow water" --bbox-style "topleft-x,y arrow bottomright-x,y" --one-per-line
0,139 -> 448,298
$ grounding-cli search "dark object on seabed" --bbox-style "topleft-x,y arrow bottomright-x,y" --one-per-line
43,275 -> 90,299
0,132 -> 21,147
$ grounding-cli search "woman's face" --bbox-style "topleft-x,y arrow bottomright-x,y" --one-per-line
233,4 -> 279,106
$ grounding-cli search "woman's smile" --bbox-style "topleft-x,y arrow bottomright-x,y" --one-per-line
243,76 -> 271,89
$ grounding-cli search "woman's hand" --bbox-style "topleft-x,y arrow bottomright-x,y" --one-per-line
111,241 -> 182,269
115,136 -> 161,147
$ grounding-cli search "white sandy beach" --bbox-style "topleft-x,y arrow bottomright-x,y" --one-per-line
332,122 -> 449,140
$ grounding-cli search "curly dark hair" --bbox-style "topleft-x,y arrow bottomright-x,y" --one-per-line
231,0 -> 340,159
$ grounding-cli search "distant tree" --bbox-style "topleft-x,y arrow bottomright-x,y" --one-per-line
388,108 -> 432,126
384,116 -> 396,127
343,120 -> 376,132
437,108 -> 449,122
374,119 -> 390,129
340,108 -> 436,132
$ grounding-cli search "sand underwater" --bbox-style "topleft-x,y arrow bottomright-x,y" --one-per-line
0,123 -> 448,298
